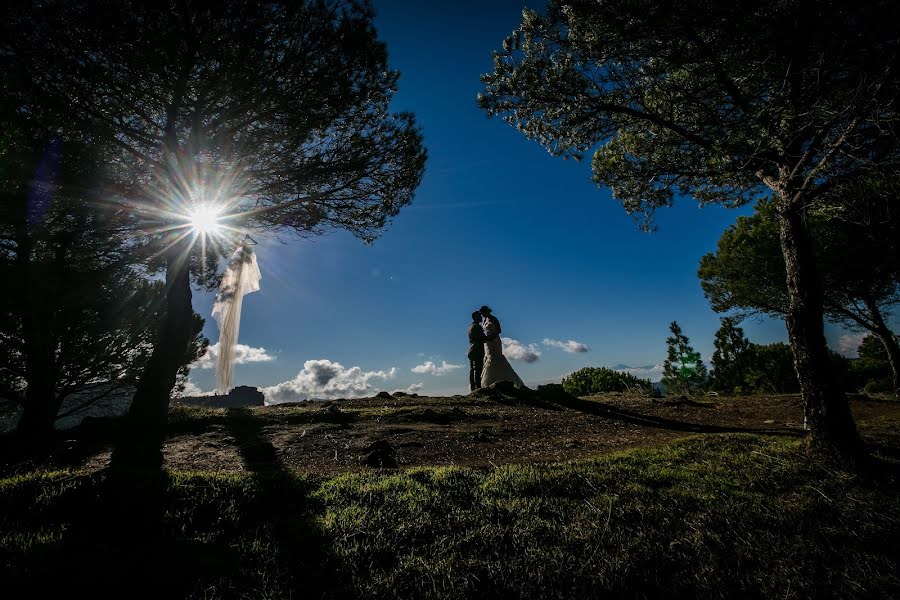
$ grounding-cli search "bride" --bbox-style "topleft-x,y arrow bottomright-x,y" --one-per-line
479,306 -> 526,388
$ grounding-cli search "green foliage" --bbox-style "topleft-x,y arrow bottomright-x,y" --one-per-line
662,322 -> 708,396
479,1 -> 900,228
4,0 -> 428,431
3,428 -> 900,597
561,366 -> 652,396
710,317 -> 753,393
5,0 -> 427,245
742,342 -> 801,395
479,0 -> 900,451
698,196 -> 900,390
698,198 -> 787,318
0,131 -> 207,431
850,335 -> 896,394
859,335 -> 891,365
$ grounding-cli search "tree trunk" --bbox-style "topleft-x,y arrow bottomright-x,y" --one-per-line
111,237 -> 194,473
16,381 -> 57,446
862,296 -> 900,395
17,301 -> 58,444
14,225 -> 60,446
776,198 -> 863,460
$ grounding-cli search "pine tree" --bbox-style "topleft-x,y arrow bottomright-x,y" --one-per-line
662,322 -> 708,396
710,317 -> 753,394
477,0 -> 900,457
5,0 -> 426,470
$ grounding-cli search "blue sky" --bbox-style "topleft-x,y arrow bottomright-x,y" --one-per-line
184,0 -> 874,400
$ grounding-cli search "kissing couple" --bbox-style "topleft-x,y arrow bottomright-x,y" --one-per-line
467,305 -> 525,391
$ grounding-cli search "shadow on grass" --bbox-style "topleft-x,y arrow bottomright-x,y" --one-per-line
0,417 -> 123,477
225,407 -> 285,474
541,389 -> 806,438
165,403 -> 356,437
4,409 -> 346,598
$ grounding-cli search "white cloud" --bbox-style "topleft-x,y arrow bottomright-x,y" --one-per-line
262,359 -> 397,404
543,338 -> 590,353
503,338 -> 541,363
411,360 -> 464,375
614,364 -> 665,382
392,382 -> 424,394
176,379 -> 208,397
838,334 -> 866,358
194,343 -> 275,369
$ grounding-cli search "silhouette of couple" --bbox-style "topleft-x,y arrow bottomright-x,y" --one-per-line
467,306 -> 525,391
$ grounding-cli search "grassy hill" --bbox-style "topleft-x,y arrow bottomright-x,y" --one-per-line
2,393 -> 899,598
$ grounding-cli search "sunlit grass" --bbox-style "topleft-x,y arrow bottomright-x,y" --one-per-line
2,428 -> 899,598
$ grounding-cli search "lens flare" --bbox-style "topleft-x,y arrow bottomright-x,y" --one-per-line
189,204 -> 222,234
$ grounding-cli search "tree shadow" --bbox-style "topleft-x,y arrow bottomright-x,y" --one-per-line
11,408 -> 346,598
0,416 -> 122,476
219,407 -> 349,596
541,391 -> 806,438
224,407 -> 286,475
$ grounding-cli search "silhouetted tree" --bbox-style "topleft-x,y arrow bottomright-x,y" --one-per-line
4,1 -> 426,469
662,322 -> 707,396
0,131 -> 208,444
710,318 -> 753,394
851,334 -> 898,393
743,343 -> 801,395
699,197 -> 900,394
480,0 -> 900,458
858,335 -> 892,366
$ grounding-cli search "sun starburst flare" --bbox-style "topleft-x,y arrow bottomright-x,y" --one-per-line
188,204 -> 223,235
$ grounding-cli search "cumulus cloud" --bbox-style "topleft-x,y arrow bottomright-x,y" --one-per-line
176,379 -> 208,398
411,360 -> 463,375
838,334 -> 866,358
262,359 -> 397,404
194,343 -> 275,369
543,338 -> 590,353
393,383 -> 424,394
613,364 -> 665,382
503,338 -> 541,363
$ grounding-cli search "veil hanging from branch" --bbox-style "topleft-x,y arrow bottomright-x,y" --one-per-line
212,242 -> 261,395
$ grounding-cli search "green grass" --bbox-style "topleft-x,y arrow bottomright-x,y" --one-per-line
2,428 -> 900,599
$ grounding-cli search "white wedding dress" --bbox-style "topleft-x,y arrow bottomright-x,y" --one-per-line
212,243 -> 261,395
480,319 -> 525,388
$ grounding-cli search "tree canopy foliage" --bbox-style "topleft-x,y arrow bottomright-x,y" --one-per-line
0,130 -> 207,439
709,318 -> 753,394
2,0 -> 426,466
699,196 -> 900,392
561,367 -> 652,396
5,0 -> 426,243
662,322 -> 707,396
480,1 -> 899,224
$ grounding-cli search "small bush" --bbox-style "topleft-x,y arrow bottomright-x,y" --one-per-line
864,378 -> 895,395
561,367 -> 652,396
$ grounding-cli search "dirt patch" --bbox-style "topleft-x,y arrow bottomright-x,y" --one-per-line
5,393 -> 899,475
154,393 -> 900,474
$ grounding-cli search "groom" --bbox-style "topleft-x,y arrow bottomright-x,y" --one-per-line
467,310 -> 487,391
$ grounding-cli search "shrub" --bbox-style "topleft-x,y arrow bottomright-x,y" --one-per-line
561,367 -> 652,396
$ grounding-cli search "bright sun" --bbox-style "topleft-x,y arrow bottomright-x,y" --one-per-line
189,205 -> 222,235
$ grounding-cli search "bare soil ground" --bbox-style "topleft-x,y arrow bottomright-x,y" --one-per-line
12,390 -> 898,476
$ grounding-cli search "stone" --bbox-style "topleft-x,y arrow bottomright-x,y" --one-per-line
363,439 -> 396,468
365,450 -> 397,468
473,429 -> 494,443
363,440 -> 394,453
179,385 -> 265,408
